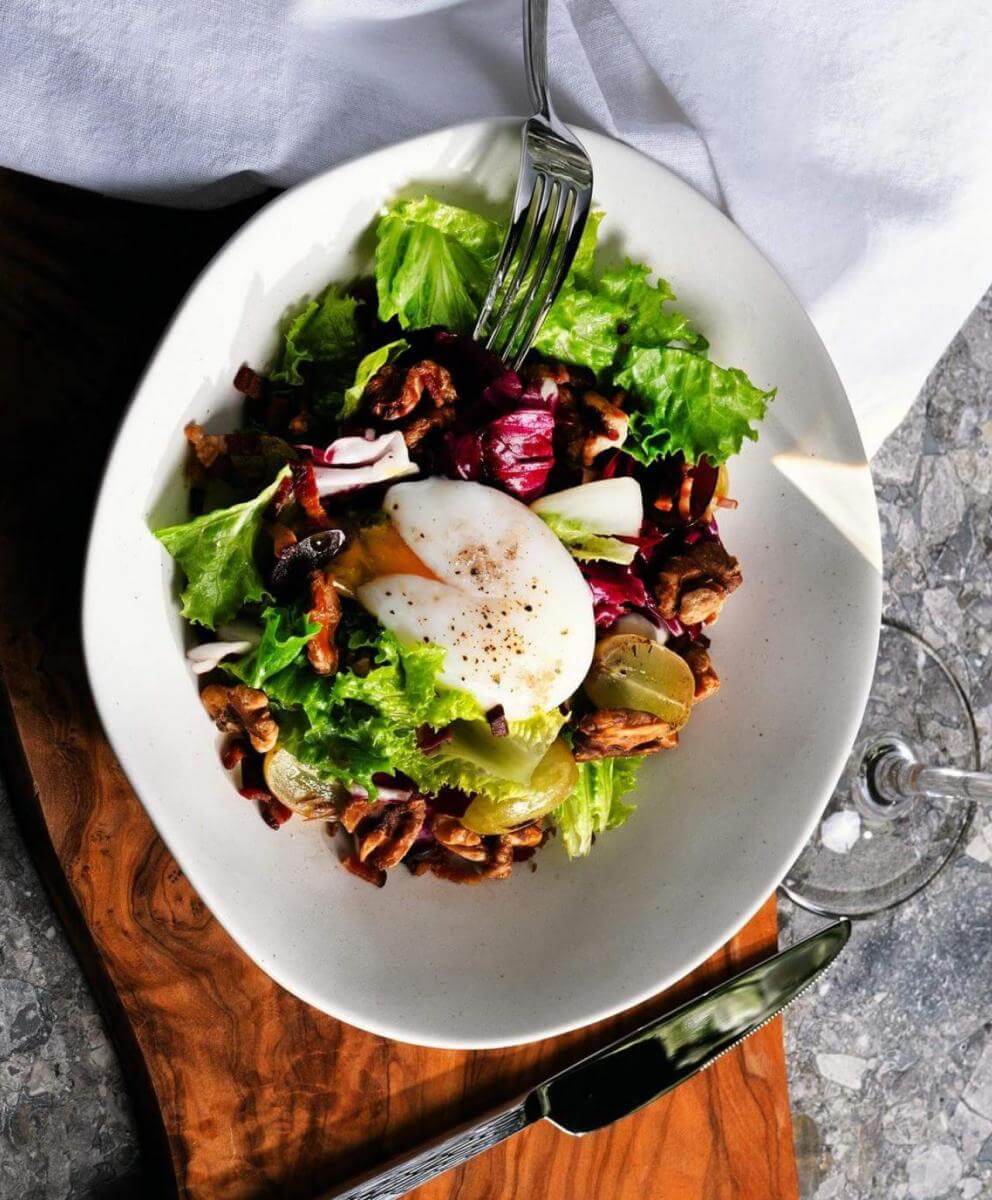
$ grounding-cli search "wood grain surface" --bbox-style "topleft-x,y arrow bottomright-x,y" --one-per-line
0,167 -> 799,1200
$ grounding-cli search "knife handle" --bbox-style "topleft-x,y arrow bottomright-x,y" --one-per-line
319,1100 -> 532,1200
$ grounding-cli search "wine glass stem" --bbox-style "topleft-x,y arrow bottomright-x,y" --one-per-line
885,759 -> 992,803
866,734 -> 991,813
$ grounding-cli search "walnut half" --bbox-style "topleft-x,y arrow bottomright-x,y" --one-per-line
200,684 -> 278,753
341,794 -> 427,874
366,360 -> 456,422
681,645 -> 721,703
573,708 -> 678,761
654,541 -> 742,627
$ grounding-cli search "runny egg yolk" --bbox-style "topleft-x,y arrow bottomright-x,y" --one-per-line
329,519 -> 437,596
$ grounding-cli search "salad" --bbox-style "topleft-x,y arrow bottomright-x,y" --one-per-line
154,195 -> 772,886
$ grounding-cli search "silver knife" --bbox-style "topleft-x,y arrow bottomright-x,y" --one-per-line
322,919 -> 850,1200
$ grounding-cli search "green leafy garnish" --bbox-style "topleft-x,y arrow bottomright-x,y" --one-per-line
552,757 -> 644,858
617,346 -> 774,466
226,605 -> 319,689
375,196 -> 502,334
340,338 -> 409,420
154,468 -> 288,629
271,285 -> 361,386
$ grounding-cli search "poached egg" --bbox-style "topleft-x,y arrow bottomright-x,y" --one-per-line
357,479 -> 596,718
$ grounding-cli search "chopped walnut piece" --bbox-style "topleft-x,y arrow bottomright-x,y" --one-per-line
415,835 -> 515,884
573,708 -> 678,761
341,795 -> 427,874
579,391 -> 629,466
522,361 -> 595,396
342,854 -> 386,888
401,405 -> 456,449
432,813 -> 488,862
200,684 -> 278,754
411,820 -> 544,884
366,360 -> 456,422
184,422 -> 227,474
306,570 -> 342,676
654,541 -> 742,626
505,823 -> 544,848
681,645 -> 721,703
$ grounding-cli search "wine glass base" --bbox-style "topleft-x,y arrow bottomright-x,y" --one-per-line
781,621 -> 979,918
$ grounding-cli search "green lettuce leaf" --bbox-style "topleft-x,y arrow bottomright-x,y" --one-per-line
271,285 -> 360,386
552,756 -> 644,858
375,197 -> 502,333
340,338 -> 410,420
225,605 -> 318,689
536,512 -> 637,565
263,621 -> 570,805
154,468 -> 288,629
569,208 -> 605,285
617,346 -> 774,466
441,708 -> 566,787
533,260 -> 704,374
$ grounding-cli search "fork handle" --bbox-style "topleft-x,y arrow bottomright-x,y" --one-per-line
523,0 -> 552,117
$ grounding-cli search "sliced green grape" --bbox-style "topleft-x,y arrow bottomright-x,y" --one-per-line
264,746 -> 344,820
584,634 -> 695,728
462,738 -> 578,835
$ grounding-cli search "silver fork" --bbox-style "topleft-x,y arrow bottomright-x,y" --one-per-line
473,0 -> 594,370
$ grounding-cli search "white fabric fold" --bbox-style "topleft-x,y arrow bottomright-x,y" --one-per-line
3,0 -> 990,452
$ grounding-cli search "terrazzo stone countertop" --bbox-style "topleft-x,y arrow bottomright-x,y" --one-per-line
1,289 -> 991,1199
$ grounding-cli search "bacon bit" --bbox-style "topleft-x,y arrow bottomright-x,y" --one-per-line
416,723 -> 454,756
184,422 -> 227,472
238,786 -> 272,803
306,570 -> 342,676
677,472 -> 694,521
267,521 -> 297,557
220,739 -> 248,770
233,364 -> 265,400
485,705 -> 509,738
269,474 -> 295,517
654,495 -> 674,512
343,853 -> 387,887
716,496 -> 739,509
258,797 -> 293,829
291,461 -> 328,527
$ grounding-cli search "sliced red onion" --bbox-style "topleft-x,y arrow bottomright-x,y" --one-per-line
309,431 -> 418,496
187,639 -> 255,675
302,431 -> 396,467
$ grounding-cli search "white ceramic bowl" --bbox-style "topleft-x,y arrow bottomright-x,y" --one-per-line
83,121 -> 881,1049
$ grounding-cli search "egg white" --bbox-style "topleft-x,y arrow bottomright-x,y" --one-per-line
357,479 -> 596,718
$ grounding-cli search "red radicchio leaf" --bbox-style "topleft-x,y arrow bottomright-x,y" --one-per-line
445,405 -> 555,501
580,562 -> 660,629
482,408 -> 555,500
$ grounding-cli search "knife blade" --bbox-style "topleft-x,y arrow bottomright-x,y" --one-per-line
322,919 -> 850,1200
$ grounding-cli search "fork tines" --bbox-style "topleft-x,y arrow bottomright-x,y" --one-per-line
474,122 -> 593,371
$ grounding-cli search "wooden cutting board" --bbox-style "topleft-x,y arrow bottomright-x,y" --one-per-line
0,167 -> 798,1200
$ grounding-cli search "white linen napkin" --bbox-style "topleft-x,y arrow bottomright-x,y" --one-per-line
3,0 -> 990,454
